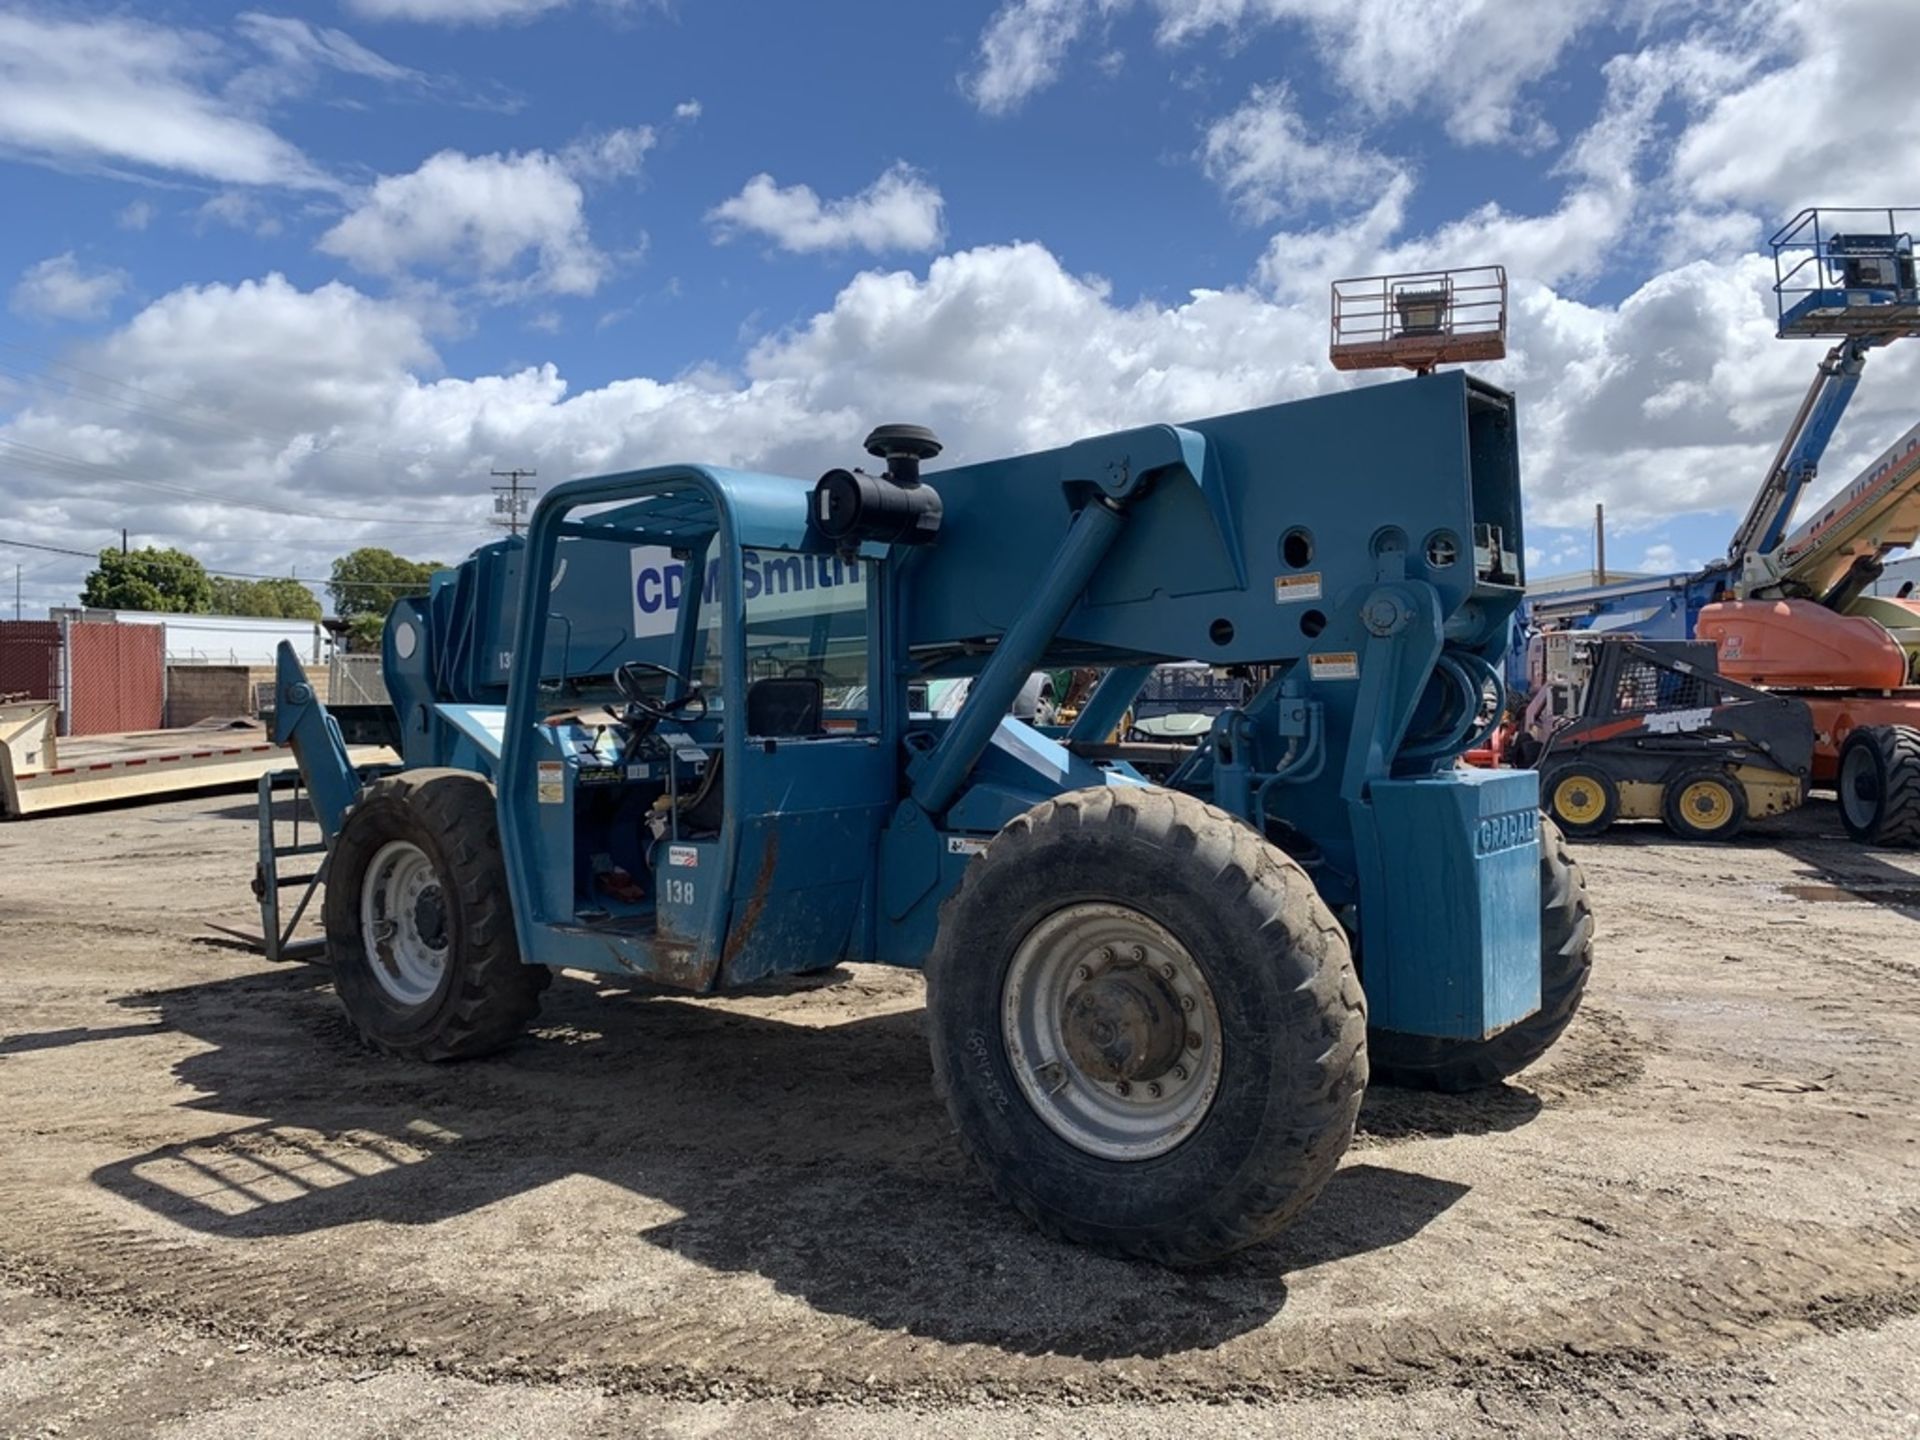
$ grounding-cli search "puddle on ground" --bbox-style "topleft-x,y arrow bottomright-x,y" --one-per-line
1781,882 -> 1920,906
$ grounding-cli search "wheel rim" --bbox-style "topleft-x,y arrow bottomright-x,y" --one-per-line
1553,774 -> 1607,826
1677,778 -> 1734,831
1840,745 -> 1881,829
1001,902 -> 1223,1161
360,840 -> 450,1006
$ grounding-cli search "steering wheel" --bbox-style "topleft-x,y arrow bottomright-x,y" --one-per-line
610,660 -> 707,740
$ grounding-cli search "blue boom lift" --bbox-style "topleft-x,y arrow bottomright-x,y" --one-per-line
263,348 -> 1591,1263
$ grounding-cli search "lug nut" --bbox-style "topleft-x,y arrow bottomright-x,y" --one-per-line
1160,962 -> 1176,979
1129,945 -> 1146,962
1115,1080 -> 1132,1096
1147,1082 -> 1163,1098
1098,946 -> 1114,963
1185,1032 -> 1200,1051
1074,964 -> 1091,982
1173,1064 -> 1188,1082
1180,994 -> 1195,1012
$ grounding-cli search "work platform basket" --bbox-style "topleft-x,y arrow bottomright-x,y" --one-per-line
1330,265 -> 1507,373
1772,208 -> 1920,339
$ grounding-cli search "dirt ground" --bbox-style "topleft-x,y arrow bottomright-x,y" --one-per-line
1,791 -> 1917,1439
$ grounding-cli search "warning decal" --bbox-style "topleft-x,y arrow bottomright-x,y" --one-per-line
1273,572 -> 1323,603
1308,651 -> 1360,681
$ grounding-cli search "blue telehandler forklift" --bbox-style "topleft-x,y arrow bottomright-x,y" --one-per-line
263,341 -> 1591,1264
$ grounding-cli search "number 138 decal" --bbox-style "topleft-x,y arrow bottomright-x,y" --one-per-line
663,877 -> 697,907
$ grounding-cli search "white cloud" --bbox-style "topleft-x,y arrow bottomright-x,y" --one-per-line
964,0 -> 1600,143
198,192 -> 285,238
562,125 -> 656,182
344,0 -> 570,21
965,0 -> 1124,115
674,99 -> 702,121
1672,0 -> 1920,209
1161,0 -> 1603,146
1202,85 -> 1405,223
10,254 -> 130,322
708,163 -> 946,255
117,200 -> 157,232
318,149 -> 606,296
1253,34 -> 1709,305
232,12 -> 418,84
0,11 -> 326,188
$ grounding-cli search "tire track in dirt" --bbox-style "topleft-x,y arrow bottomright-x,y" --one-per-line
0,1187 -> 1914,1406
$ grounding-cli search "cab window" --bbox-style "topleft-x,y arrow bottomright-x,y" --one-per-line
698,547 -> 872,725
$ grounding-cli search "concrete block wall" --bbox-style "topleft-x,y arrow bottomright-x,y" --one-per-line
165,665 -> 255,728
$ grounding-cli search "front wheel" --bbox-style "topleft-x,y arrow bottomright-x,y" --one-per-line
1369,815 -> 1594,1092
925,786 -> 1367,1267
324,769 -> 548,1061
1542,762 -> 1617,838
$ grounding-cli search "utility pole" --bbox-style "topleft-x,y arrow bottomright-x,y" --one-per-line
14,564 -> 19,621
121,528 -> 129,555
1594,502 -> 1606,585
491,468 -> 537,537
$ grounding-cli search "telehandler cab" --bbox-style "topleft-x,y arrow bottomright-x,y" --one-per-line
264,369 -> 1591,1264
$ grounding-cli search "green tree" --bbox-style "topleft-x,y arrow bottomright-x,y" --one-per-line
209,576 -> 323,620
329,548 -> 442,651
80,547 -> 213,614
328,548 -> 441,618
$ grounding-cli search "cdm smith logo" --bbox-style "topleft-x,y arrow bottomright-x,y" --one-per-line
629,545 -> 867,637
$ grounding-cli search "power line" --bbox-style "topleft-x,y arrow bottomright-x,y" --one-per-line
0,537 -> 440,588
0,536 -> 95,558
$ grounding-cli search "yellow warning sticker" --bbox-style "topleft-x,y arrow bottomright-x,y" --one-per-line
1273,572 -> 1323,603
1309,651 -> 1360,681
537,760 -> 565,804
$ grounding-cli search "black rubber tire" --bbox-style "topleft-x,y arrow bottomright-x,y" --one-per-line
1541,761 -> 1617,838
1836,725 -> 1920,847
324,769 -> 548,1061
925,786 -> 1367,1267
1368,816 -> 1594,1093
1661,764 -> 1748,841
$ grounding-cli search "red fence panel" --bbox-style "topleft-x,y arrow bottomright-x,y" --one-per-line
0,621 -> 61,702
66,622 -> 165,736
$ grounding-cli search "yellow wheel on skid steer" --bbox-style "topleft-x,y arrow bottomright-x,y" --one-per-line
1544,764 -> 1616,838
1663,767 -> 1745,841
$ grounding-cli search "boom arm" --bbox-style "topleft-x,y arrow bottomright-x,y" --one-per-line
1749,417 -> 1920,601
1729,334 -> 1878,578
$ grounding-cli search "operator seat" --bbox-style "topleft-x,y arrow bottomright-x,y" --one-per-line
674,677 -> 827,836
745,676 -> 825,737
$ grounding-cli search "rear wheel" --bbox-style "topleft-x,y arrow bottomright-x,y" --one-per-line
1369,816 -> 1594,1093
1837,725 -> 1920,847
325,769 -> 548,1061
1662,766 -> 1747,841
925,786 -> 1366,1267
1542,762 -> 1617,838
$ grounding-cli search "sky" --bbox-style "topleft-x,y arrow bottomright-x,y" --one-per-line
3,0 -> 1919,618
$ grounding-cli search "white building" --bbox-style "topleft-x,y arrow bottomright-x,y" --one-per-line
48,608 -> 328,666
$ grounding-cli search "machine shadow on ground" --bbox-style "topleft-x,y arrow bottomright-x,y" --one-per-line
71,963 -> 1502,1360
1774,834 -> 1920,921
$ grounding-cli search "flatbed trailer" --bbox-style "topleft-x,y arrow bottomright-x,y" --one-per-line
0,701 -> 389,819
